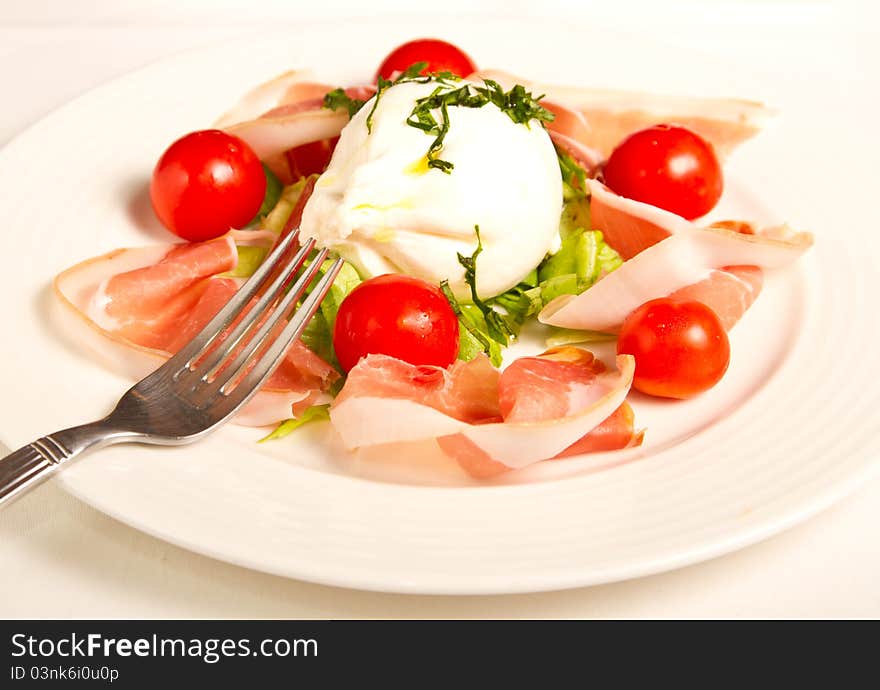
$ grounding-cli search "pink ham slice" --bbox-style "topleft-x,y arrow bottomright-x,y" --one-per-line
164,277 -> 338,397
330,349 -> 637,477
542,99 -> 604,173
586,179 -> 694,260
217,71 -> 373,182
539,225 -> 813,333
437,348 -> 642,478
90,235 -> 238,349
668,265 -> 763,331
332,354 -> 503,427
224,109 -> 348,176
568,182 -> 782,331
54,236 -> 338,426
259,85 -> 376,120
213,71 -> 335,128
470,69 -> 771,159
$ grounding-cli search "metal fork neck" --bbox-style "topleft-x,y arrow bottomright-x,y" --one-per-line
0,420 -> 142,507
42,420 -> 141,459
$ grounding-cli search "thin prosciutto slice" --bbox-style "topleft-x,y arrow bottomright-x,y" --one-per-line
330,349 -> 637,476
54,236 -> 339,426
224,109 -> 348,174
470,69 -> 771,159
539,225 -> 813,333
438,349 -> 641,478
214,70 -> 334,128
587,179 -> 695,260
542,100 -> 604,173
88,235 -> 238,349
217,71 -> 374,182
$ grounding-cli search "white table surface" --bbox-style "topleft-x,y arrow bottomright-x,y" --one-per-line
1,0 -> 878,619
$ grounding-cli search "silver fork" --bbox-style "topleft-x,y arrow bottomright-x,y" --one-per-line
0,230 -> 343,507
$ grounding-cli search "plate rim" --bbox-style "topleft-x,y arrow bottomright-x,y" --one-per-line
56,454 -> 880,594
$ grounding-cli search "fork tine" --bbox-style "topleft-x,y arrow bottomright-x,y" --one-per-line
218,258 -> 344,412
163,229 -> 301,375
198,247 -> 331,398
191,237 -> 316,380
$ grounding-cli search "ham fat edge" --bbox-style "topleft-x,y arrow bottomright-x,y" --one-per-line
329,349 -> 638,477
469,69 -> 772,159
539,224 -> 813,333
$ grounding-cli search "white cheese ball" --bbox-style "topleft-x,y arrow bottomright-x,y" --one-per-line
300,79 -> 562,299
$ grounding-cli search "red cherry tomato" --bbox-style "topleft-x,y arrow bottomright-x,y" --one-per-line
150,129 -> 266,242
602,125 -> 723,220
333,274 -> 460,372
617,298 -> 730,399
375,38 -> 477,81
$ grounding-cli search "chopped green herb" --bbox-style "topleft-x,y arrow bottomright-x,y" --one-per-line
456,226 -> 519,344
438,227 -> 541,365
322,88 -> 366,118
364,62 -> 454,133
405,79 -> 554,173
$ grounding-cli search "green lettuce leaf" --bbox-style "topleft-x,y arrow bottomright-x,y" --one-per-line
538,228 -> 621,289
545,326 -> 616,348
558,148 -> 587,198
261,175 -> 314,235
258,404 -> 330,442
441,282 -> 504,366
299,260 -> 362,370
256,163 -> 283,219
557,150 -> 590,238
243,164 -> 283,228
223,245 -> 269,278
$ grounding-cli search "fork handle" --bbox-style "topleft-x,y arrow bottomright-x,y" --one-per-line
0,422 -> 130,507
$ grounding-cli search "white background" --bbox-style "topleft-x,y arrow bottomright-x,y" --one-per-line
1,0 -> 878,618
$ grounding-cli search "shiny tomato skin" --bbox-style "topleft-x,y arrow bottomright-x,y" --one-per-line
617,298 -> 730,399
603,124 -> 723,220
333,274 -> 460,373
375,39 -> 477,80
150,129 -> 266,242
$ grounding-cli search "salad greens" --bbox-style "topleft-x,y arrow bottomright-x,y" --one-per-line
256,163 -> 283,219
259,404 -> 330,442
260,175 -> 312,235
545,327 -> 617,348
224,245 -> 268,278
242,163 -> 283,229
299,259 -> 361,370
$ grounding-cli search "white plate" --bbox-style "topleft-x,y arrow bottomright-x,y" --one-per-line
1,19 -> 878,594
